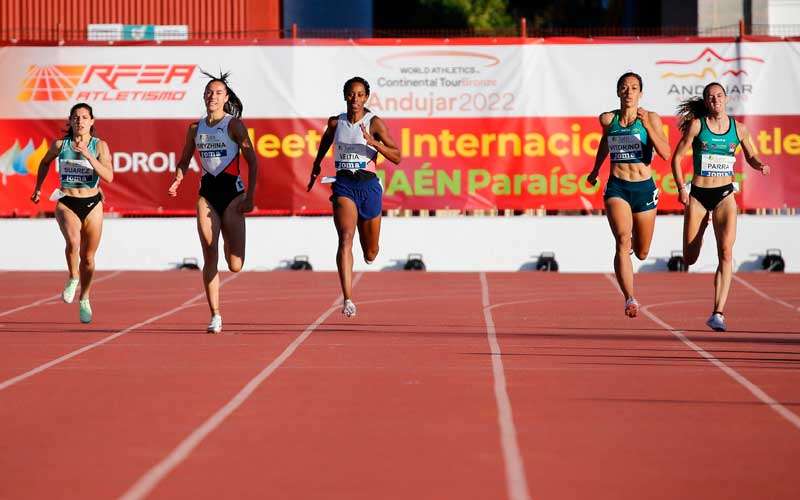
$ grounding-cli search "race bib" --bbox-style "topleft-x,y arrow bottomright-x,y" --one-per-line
58,158 -> 94,184
608,134 -> 643,161
700,154 -> 735,177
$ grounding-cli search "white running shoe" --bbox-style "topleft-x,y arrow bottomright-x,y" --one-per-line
207,314 -> 223,334
624,297 -> 640,318
62,278 -> 79,303
706,312 -> 726,332
342,299 -> 357,318
79,298 -> 92,323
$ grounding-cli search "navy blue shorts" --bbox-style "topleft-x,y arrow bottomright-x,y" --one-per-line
330,170 -> 383,220
603,176 -> 659,213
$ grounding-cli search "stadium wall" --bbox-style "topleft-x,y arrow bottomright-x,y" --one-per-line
0,0 -> 281,41
1,216 -> 797,272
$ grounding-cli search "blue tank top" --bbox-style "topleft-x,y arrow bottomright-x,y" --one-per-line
58,137 -> 101,189
606,111 -> 653,165
692,117 -> 739,177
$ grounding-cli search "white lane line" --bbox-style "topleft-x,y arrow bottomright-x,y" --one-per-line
479,272 -> 532,500
119,273 -> 364,500
733,275 -> 800,312
0,271 -> 124,318
0,273 -> 240,392
602,274 -> 800,431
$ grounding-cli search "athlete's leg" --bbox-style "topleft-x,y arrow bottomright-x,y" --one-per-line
711,195 -> 737,314
333,196 -> 359,301
221,194 -> 246,273
357,215 -> 381,263
197,197 -> 223,316
77,202 -> 104,301
631,207 -> 657,260
683,196 -> 709,267
55,202 -> 81,281
605,198 -> 635,301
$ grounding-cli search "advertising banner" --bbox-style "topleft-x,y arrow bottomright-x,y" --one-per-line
1,39 -> 797,215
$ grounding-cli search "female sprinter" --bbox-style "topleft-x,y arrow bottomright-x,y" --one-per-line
588,72 -> 671,317
168,71 -> 258,333
30,103 -> 113,323
671,82 -> 769,332
307,76 -> 402,318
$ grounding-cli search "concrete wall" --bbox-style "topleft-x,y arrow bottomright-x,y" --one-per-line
1,216 -> 797,273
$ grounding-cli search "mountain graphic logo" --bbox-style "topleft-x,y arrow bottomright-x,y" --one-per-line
656,47 -> 764,79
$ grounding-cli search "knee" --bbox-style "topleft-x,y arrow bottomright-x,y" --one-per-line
80,254 -> 95,269
338,231 -> 355,248
227,260 -> 243,273
718,245 -> 734,263
634,249 -> 649,261
364,246 -> 379,263
65,239 -> 80,255
615,233 -> 632,251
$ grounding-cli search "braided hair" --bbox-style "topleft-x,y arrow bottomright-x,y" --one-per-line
200,69 -> 243,118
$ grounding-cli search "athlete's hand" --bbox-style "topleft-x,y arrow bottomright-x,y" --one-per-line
587,171 -> 599,186
360,123 -> 376,147
759,164 -> 770,176
636,107 -> 652,128
168,171 -> 183,197
72,137 -> 91,159
678,186 -> 689,206
307,163 -> 321,192
30,189 -> 41,204
239,196 -> 254,214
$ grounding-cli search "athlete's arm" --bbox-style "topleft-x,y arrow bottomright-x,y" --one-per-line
640,110 -> 671,161
88,140 -> 114,183
30,140 -> 61,203
229,118 -> 258,213
169,123 -> 198,197
364,116 -> 401,165
588,112 -> 613,186
671,119 -> 701,205
308,116 -> 337,192
736,121 -> 769,175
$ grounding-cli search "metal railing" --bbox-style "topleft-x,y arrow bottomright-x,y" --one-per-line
3,19 -> 800,43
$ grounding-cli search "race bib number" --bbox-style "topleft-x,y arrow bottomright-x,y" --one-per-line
58,158 -> 94,184
608,134 -> 643,161
700,154 -> 735,176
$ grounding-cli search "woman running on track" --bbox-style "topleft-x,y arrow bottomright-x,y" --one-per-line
671,82 -> 769,332
588,72 -> 671,318
168,71 -> 258,334
30,103 -> 113,324
307,76 -> 402,318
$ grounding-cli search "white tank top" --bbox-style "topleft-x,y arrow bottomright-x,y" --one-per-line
195,114 -> 239,176
334,112 -> 378,173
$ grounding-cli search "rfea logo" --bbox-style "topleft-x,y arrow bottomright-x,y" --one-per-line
18,64 -> 197,103
656,47 -> 765,101
18,66 -> 85,102
0,138 -> 50,185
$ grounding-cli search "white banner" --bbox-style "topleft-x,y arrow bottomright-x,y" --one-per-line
0,40 -> 798,119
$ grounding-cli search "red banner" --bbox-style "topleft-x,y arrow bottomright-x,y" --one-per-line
1,115 -> 798,215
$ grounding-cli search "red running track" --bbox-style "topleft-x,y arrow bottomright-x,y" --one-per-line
0,271 -> 798,500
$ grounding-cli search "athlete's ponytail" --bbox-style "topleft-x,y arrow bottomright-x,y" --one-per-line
677,82 -> 725,134
201,69 -> 244,119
